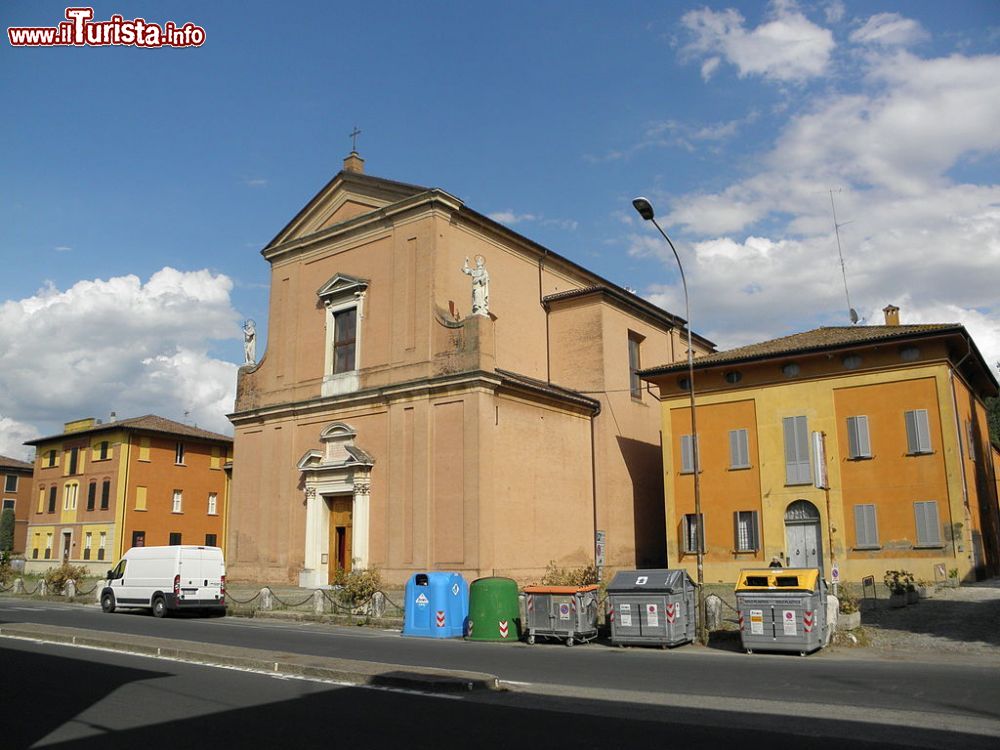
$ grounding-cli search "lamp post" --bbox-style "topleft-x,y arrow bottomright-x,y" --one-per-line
632,197 -> 707,646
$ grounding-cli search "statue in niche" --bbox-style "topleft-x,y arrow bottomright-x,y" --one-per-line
461,255 -> 490,317
243,319 -> 257,365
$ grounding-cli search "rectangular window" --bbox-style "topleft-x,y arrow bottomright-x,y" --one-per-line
32,533 -> 40,559
782,416 -> 811,485
208,492 -> 218,515
682,513 -> 704,554
904,409 -> 932,454
846,415 -> 872,459
48,486 -> 57,513
98,532 -> 106,560
4,474 -> 17,492
169,532 -> 182,546
135,486 -> 147,511
679,434 -> 700,474
45,533 -> 52,559
83,532 -> 92,560
333,307 -> 357,373
172,490 -> 183,513
101,480 -> 111,510
728,429 -> 750,469
47,450 -> 57,468
131,530 -> 145,548
965,420 -> 976,461
87,482 -> 96,511
628,334 -> 642,399
914,501 -> 942,546
205,533 -> 217,547
139,437 -> 150,462
99,440 -> 109,460
68,447 -> 79,475
63,484 -> 77,511
175,442 -> 185,465
734,510 -> 759,552
1,499 -> 12,511
853,504 -> 879,548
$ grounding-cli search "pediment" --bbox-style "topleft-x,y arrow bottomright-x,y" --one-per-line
265,171 -> 428,250
317,274 -> 369,304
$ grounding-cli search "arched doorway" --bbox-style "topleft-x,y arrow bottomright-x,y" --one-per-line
784,500 -> 823,571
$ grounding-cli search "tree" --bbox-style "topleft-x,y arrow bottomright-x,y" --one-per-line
0,508 -> 14,552
988,396 -> 1000,448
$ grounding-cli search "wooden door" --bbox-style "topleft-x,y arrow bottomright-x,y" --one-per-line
328,496 -> 353,582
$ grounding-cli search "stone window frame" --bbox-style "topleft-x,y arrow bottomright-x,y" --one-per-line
317,274 -> 368,398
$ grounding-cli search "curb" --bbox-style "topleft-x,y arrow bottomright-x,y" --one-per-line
0,623 -> 500,694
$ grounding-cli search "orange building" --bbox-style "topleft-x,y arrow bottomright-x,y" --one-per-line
1,455 -> 33,555
23,415 -> 232,575
228,153 -> 713,586
642,307 -> 1000,584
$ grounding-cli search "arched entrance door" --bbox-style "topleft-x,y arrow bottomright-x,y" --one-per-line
784,500 -> 823,571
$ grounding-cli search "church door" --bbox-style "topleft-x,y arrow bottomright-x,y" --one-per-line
327,496 -> 353,582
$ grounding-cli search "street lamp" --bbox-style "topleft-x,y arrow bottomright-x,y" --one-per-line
632,196 -> 708,646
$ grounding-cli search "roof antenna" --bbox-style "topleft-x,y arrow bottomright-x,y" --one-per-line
830,189 -> 860,324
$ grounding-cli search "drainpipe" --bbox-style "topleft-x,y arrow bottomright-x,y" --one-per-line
538,251 -> 551,383
948,335 -> 972,561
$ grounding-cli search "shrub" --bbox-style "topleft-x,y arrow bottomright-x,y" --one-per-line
0,551 -> 12,586
838,588 -> 860,614
335,567 -> 382,606
43,562 -> 91,595
883,570 -> 908,595
0,508 -> 14,552
540,560 -> 599,586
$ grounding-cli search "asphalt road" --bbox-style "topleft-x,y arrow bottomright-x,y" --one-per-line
3,598 -> 999,736
6,638 -> 997,750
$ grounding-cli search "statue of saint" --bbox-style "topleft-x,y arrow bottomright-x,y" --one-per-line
243,319 -> 257,365
461,255 -> 490,317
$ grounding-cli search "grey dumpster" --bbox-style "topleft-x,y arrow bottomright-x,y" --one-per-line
522,585 -> 599,646
735,568 -> 828,656
607,569 -> 696,647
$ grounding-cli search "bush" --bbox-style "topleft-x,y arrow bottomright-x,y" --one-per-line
43,562 -> 91,595
838,588 -> 860,614
0,551 -> 12,586
0,508 -> 14,552
333,567 -> 382,606
540,560 -> 599,586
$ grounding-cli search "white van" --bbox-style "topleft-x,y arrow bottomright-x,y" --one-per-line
101,545 -> 226,617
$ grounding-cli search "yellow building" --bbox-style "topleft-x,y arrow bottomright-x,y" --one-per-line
642,306 -> 1000,584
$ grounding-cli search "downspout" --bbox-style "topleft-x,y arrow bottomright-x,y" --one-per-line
948,335 -> 972,562
539,251 -> 551,383
590,403 -> 600,574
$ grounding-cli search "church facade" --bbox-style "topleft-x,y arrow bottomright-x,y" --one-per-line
227,152 -> 712,586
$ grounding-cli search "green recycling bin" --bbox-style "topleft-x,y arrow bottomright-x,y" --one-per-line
466,577 -> 521,642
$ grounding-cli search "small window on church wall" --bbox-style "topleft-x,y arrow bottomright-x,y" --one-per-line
333,307 -> 357,373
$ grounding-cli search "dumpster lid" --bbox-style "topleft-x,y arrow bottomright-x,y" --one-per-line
607,569 -> 694,593
523,585 -> 599,594
735,568 -> 821,591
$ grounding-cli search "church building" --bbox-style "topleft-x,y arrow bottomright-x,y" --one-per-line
227,150 -> 712,586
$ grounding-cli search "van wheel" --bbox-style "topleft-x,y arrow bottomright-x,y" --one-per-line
100,592 -> 116,614
152,596 -> 167,618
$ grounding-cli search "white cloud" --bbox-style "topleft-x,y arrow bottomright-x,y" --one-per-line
243,178 -> 268,188
488,210 -> 577,231
824,1 -> 845,25
850,13 -> 929,47
0,416 -> 40,462
681,1 -> 835,82
0,268 -> 241,442
54,245 -> 72,252
635,47 -> 1000,370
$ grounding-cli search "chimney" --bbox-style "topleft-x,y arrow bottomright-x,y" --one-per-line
109,411 -> 117,423
342,151 -> 365,174
883,304 -> 900,326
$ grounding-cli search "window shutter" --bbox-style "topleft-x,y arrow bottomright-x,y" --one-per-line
680,435 -> 693,474
750,510 -> 759,550
857,416 -> 871,457
847,417 -> 859,458
915,501 -> 941,545
729,431 -> 740,469
915,410 -> 931,453
904,410 -> 918,453
914,502 -> 928,544
783,416 -> 810,484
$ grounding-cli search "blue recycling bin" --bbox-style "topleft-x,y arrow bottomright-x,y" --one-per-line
402,572 -> 469,638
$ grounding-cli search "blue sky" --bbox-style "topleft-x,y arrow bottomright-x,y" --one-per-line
2,1 -> 998,456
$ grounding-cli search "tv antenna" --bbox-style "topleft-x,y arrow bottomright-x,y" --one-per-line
830,189 -> 859,324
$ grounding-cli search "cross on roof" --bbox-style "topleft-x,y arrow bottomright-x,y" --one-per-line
349,126 -> 361,152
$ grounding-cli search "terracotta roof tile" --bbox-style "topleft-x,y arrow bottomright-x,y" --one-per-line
0,454 -> 33,470
25,414 -> 233,447
640,324 -> 961,376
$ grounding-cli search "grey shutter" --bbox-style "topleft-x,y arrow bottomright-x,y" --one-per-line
915,410 -> 931,453
750,511 -> 759,550
904,410 -> 918,453
915,501 -> 941,545
783,416 -> 811,484
847,417 -> 860,458
854,504 -> 878,547
848,415 -> 871,458
680,435 -> 693,473
729,429 -> 749,468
